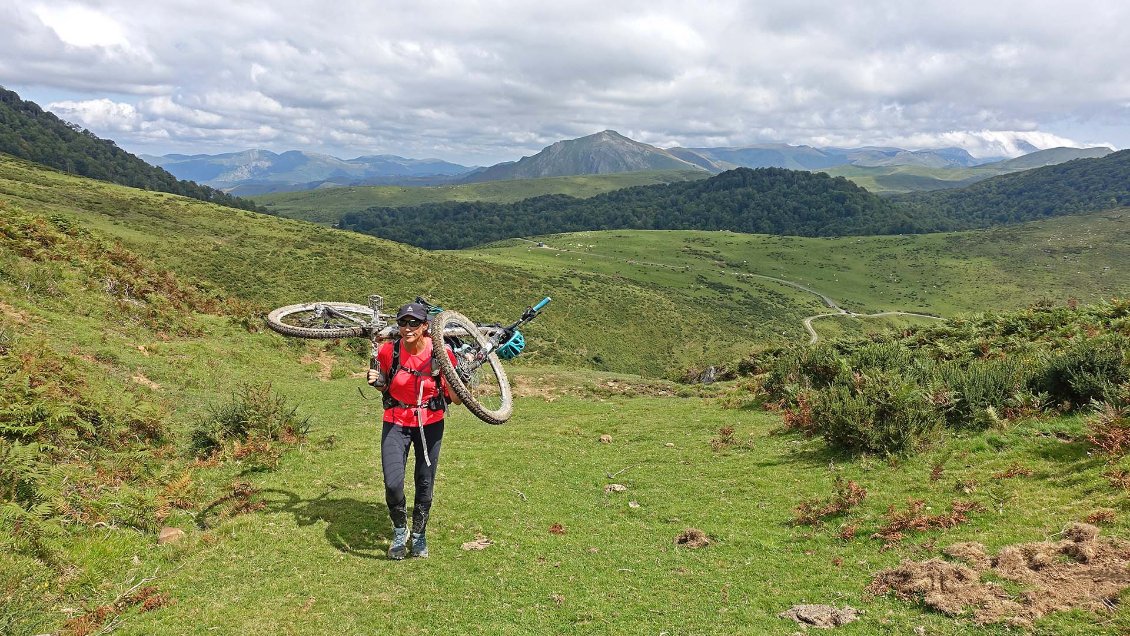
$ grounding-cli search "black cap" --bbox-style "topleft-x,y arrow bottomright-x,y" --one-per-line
396,302 -> 429,321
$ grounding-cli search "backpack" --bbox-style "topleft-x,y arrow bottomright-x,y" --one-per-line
381,338 -> 449,412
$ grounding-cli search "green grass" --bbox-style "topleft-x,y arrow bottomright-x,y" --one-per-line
253,169 -> 709,224
97,375 -> 1130,635
3,155 -> 1130,634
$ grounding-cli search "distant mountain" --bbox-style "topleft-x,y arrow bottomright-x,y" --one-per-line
143,149 -> 473,193
462,130 -> 708,182
982,146 -> 1113,171
139,129 -> 1118,197
0,86 -> 260,212
674,144 -> 991,171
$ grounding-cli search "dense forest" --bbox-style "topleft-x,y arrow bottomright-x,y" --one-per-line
891,150 -> 1130,226
338,168 -> 905,248
0,87 -> 261,212
338,152 -> 1130,249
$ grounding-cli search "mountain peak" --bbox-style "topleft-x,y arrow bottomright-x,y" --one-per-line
463,130 -> 706,182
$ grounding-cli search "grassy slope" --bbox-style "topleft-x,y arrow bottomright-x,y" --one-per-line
0,155 -> 760,378
3,156 -> 1130,634
823,164 -> 995,194
4,152 -> 1128,364
252,169 -> 709,224
466,212 -> 1130,341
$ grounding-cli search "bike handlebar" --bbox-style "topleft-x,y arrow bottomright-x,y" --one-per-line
532,297 -> 552,312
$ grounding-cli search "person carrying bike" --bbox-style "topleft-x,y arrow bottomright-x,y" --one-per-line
367,302 -> 461,559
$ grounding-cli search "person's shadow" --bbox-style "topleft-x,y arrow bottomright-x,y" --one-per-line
198,488 -> 392,559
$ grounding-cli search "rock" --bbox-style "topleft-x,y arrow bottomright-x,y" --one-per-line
158,527 -> 185,545
778,604 -> 860,628
599,434 -> 613,444
604,483 -> 628,493
664,442 -> 675,447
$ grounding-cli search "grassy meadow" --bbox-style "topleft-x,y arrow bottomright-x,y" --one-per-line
2,153 -> 1130,634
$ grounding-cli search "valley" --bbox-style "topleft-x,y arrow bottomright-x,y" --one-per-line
2,153 -> 1129,635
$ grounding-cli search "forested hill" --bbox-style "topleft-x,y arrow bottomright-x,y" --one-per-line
891,150 -> 1130,229
338,167 -> 904,248
0,87 -> 261,212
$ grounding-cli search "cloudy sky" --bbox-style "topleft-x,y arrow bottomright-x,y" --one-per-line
3,0 -> 1128,165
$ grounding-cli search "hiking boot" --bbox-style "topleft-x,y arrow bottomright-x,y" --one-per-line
388,527 -> 408,560
410,532 -> 428,558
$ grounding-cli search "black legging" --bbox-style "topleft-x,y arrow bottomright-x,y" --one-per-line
381,420 -> 444,534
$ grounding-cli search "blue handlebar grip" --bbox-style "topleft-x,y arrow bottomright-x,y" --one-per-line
532,297 -> 552,312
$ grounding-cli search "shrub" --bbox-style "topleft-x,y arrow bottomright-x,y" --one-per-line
762,343 -> 845,400
191,383 -> 310,458
812,370 -> 944,455
848,341 -> 921,375
1033,337 -> 1128,408
934,356 -> 1031,429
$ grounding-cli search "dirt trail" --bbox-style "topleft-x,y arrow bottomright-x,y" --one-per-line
518,238 -> 944,342
803,310 -> 944,344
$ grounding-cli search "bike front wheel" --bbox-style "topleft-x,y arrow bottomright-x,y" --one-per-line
266,302 -> 373,339
430,310 -> 513,425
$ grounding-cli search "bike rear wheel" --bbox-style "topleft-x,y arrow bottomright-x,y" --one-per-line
430,310 -> 513,425
266,302 -> 373,339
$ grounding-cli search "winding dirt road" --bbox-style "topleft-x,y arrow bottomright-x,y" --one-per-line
516,238 -> 945,342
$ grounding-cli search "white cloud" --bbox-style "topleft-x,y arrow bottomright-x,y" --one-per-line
32,3 -> 129,49
6,0 -> 1128,163
47,98 -> 140,132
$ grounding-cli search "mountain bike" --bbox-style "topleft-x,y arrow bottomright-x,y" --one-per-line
265,295 -> 551,424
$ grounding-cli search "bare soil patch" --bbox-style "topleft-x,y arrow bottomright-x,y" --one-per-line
131,373 -> 162,390
870,523 -> 1130,626
675,528 -> 710,548
460,535 -> 493,551
299,351 -> 335,381
0,300 -> 29,324
511,374 -> 567,401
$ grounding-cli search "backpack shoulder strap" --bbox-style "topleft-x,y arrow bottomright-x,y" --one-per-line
389,337 -> 401,378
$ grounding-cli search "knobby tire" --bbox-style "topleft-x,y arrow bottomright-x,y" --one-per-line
430,310 -> 513,425
265,302 -> 372,339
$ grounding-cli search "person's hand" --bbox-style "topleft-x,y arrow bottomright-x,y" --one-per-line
367,368 -> 386,388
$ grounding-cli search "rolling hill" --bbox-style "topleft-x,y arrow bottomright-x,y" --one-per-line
893,149 -> 1130,227
337,167 -> 901,249
0,86 -> 260,212
335,151 -> 1130,248
246,142 -> 1113,227
254,169 -> 709,224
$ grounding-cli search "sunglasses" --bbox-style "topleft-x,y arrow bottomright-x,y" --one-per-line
397,317 -> 425,328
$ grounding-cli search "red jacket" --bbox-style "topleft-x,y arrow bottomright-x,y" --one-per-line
377,338 -> 456,427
